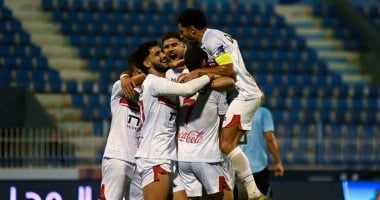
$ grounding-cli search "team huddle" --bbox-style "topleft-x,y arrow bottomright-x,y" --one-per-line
100,8 -> 265,200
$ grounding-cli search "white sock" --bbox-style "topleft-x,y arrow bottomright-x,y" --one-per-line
228,147 -> 262,198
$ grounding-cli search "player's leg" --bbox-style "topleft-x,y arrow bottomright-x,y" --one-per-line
190,162 -> 233,200
253,167 -> 272,199
171,161 -> 188,200
137,159 -> 172,200
128,164 -> 143,200
177,161 -> 203,199
221,156 -> 236,200
100,158 -> 129,200
143,171 -> 170,200
221,98 -> 263,199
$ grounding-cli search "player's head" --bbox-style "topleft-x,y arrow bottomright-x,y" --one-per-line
127,51 -> 142,76
184,45 -> 208,71
177,8 -> 206,43
134,41 -> 169,74
162,32 -> 186,61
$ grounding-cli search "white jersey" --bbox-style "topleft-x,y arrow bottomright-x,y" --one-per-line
165,68 -> 189,82
103,80 -> 141,163
135,74 -> 210,160
201,28 -> 262,100
177,88 -> 228,162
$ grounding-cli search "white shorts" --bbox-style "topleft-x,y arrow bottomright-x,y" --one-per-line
178,161 -> 233,197
221,155 -> 235,189
222,98 -> 261,131
136,158 -> 184,193
101,158 -> 143,200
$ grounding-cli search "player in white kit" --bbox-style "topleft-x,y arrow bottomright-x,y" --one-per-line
177,8 -> 265,200
178,45 -> 235,200
133,41 -> 218,200
162,33 -> 236,199
162,32 -> 189,82
120,32 -> 188,98
100,54 -> 143,200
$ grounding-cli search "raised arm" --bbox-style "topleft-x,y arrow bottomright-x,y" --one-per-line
210,77 -> 235,91
162,74 -> 213,97
120,72 -> 146,98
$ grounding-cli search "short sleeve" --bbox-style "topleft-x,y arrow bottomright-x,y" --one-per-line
262,108 -> 275,132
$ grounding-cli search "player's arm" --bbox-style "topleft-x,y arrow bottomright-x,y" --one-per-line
120,72 -> 146,98
109,80 -> 124,114
210,77 -> 235,91
218,115 -> 225,135
264,132 -> 284,177
178,53 -> 234,83
111,80 -> 123,98
160,74 -> 218,97
168,59 -> 186,69
179,63 -> 233,83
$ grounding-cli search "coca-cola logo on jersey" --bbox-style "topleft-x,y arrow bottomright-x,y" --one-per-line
178,131 -> 204,144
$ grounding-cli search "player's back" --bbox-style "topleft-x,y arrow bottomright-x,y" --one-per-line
177,88 -> 227,162
202,28 -> 262,100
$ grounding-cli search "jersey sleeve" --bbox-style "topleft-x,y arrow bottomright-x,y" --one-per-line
111,80 -> 123,99
110,80 -> 123,114
204,34 -> 233,65
151,75 -> 211,97
262,108 -> 275,132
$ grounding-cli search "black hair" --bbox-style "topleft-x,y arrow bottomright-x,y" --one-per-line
134,41 -> 159,74
127,51 -> 137,76
177,8 -> 207,29
184,45 -> 208,71
161,32 -> 182,45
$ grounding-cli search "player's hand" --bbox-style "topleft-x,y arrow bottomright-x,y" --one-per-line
274,163 -> 284,177
169,59 -> 185,69
120,75 -> 136,99
177,73 -> 188,83
207,73 -> 222,80
177,71 -> 199,83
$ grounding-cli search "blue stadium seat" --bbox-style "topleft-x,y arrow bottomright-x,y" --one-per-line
34,57 -> 49,69
72,94 -> 84,108
65,80 -> 78,93
87,95 -> 100,107
99,107 -> 111,120
82,81 -> 94,93
0,69 -> 12,86
3,57 -> 16,68
93,122 -> 104,136
31,70 -> 45,84
82,107 -> 94,121
15,70 -> 29,87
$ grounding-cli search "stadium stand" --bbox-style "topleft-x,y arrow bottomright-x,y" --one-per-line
0,0 -> 379,170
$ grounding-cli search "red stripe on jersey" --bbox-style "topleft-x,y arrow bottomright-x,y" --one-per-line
158,97 -> 177,109
139,100 -> 145,123
100,184 -> 106,200
183,97 -> 196,124
119,97 -> 139,111
224,115 -> 243,130
153,165 -> 170,182
218,176 -> 231,192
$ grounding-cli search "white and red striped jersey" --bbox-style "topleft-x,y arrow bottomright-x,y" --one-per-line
201,28 -> 262,100
103,80 -> 141,163
165,68 -> 189,82
177,88 -> 228,162
135,74 -> 210,160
